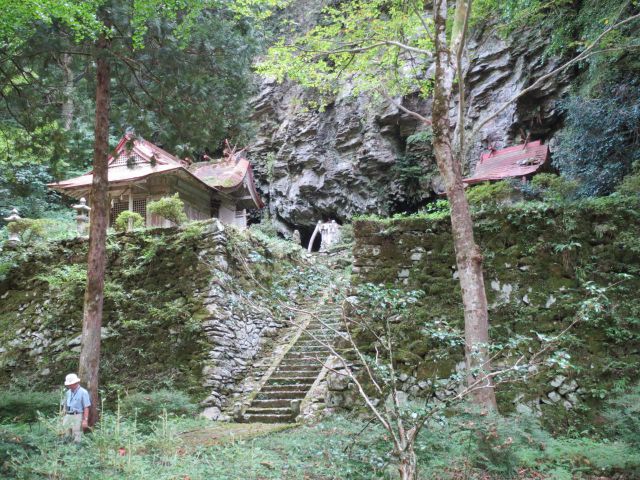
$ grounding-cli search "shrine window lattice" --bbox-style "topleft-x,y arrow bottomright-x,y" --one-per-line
110,198 -> 147,226
111,153 -> 145,167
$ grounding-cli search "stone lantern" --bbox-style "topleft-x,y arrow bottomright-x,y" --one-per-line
72,198 -> 91,238
3,208 -> 22,246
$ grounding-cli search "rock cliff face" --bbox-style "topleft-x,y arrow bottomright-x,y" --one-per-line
249,17 -> 574,237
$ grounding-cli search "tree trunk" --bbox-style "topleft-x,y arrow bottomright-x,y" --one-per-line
431,0 -> 497,410
78,31 -> 111,427
397,445 -> 418,480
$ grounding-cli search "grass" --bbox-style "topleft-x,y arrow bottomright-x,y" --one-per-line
1,409 -> 639,479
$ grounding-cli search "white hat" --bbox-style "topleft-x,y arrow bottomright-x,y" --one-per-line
64,373 -> 81,386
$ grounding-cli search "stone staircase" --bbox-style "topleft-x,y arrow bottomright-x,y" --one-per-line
240,310 -> 340,423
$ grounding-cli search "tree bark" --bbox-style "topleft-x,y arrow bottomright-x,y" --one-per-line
397,445 -> 418,480
78,30 -> 111,427
431,0 -> 497,410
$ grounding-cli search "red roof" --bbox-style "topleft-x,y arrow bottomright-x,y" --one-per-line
189,151 -> 264,208
191,157 -> 250,189
48,134 -> 264,209
463,140 -> 549,185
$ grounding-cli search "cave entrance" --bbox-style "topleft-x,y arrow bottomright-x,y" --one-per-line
297,224 -> 322,252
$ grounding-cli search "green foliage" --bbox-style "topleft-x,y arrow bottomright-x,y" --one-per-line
603,384 -> 640,448
553,86 -> 640,197
0,138 -> 64,219
473,0 -> 640,62
353,196 -> 640,434
258,0 -> 436,102
249,215 -> 279,238
616,161 -> 640,196
338,223 -> 355,245
0,0 -> 282,211
119,390 -> 197,422
6,218 -> 54,241
0,390 -> 60,423
530,173 -> 579,203
177,221 -> 207,242
114,210 -> 145,232
4,407 -> 639,479
146,194 -> 188,226
35,264 -> 87,303
466,181 -> 513,206
420,199 -> 450,220
390,129 -> 436,209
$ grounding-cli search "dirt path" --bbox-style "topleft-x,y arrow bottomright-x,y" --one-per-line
179,421 -> 297,448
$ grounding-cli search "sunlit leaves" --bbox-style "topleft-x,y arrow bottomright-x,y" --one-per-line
257,0 -> 436,102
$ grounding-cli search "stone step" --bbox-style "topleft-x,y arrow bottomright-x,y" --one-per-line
267,376 -> 316,385
261,384 -> 312,393
294,337 -> 332,343
288,346 -> 331,352
285,352 -> 330,358
276,358 -> 325,375
245,406 -> 293,416
278,359 -> 325,367
305,327 -> 339,332
250,398 -> 294,408
277,364 -> 321,372
273,368 -> 322,378
285,352 -> 330,359
243,413 -> 293,424
298,334 -> 334,339
295,338 -> 332,344
255,390 -> 308,400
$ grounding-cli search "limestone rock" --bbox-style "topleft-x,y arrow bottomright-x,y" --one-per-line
250,20 -> 572,232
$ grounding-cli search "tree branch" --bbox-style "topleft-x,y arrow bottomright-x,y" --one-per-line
379,89 -> 431,125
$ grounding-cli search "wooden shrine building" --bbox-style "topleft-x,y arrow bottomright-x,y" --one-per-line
48,134 -> 263,229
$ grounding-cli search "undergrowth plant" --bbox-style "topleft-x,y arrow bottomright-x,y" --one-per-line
310,279 -> 613,480
114,210 -> 145,232
146,194 -> 188,226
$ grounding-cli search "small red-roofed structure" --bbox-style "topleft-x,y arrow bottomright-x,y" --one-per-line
463,140 -> 550,185
48,134 -> 263,229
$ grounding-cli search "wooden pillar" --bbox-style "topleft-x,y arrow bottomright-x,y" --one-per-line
128,189 -> 133,231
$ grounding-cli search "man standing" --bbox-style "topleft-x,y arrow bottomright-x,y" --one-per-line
62,373 -> 91,442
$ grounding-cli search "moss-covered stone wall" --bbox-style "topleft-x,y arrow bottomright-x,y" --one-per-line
351,197 -> 640,424
0,221 -> 308,406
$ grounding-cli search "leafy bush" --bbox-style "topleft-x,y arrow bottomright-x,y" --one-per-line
553,87 -> 640,197
466,181 -> 513,206
114,210 -> 145,232
119,389 -> 197,422
616,162 -> 640,197
6,218 -> 54,241
147,193 -> 188,225
530,173 -> 579,203
420,199 -> 450,220
0,390 -> 60,422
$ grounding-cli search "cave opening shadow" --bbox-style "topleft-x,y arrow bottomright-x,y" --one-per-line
297,225 -> 322,252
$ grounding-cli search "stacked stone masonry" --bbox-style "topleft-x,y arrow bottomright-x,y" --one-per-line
332,201 -> 640,418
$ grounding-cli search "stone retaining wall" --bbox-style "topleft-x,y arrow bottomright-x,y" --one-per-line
0,221 -> 304,411
329,198 -> 640,421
